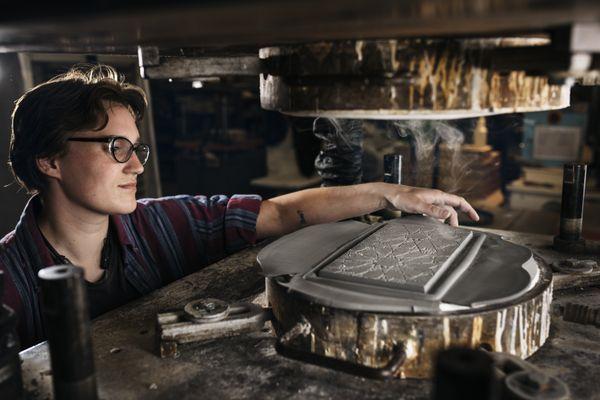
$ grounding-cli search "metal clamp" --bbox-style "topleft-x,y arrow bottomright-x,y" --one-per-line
156,299 -> 271,358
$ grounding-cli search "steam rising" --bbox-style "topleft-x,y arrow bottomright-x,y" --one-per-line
313,118 -> 476,195
392,120 -> 474,194
392,121 -> 464,159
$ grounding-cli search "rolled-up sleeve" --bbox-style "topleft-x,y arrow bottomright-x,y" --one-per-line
219,194 -> 262,252
181,194 -> 262,262
130,194 -> 262,281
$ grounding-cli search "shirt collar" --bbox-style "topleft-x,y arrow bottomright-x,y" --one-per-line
110,213 -> 135,249
14,195 -> 55,267
14,195 -> 136,261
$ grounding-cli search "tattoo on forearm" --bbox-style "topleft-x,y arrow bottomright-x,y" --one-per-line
297,210 -> 307,226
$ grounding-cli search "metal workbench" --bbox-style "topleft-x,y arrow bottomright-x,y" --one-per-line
20,228 -> 600,399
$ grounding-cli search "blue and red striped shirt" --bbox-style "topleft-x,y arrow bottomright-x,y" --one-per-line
0,194 -> 262,349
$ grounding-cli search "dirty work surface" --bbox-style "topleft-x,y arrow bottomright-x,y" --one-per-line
20,229 -> 600,399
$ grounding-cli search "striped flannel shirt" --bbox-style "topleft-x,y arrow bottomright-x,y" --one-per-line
0,194 -> 262,349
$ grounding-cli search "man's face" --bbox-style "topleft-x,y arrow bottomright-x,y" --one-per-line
53,104 -> 144,215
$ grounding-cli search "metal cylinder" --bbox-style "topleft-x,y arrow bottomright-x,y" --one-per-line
383,154 -> 402,184
38,265 -> 97,400
558,163 -> 587,242
0,271 -> 23,399
431,347 -> 498,400
313,118 -> 364,186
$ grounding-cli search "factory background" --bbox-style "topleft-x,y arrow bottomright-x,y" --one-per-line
1,52 -> 598,239
2,2 -> 600,398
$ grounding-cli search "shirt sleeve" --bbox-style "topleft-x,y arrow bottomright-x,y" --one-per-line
208,194 -> 263,253
133,194 -> 262,280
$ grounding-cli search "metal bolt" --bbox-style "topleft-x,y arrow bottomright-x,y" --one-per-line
520,370 -> 549,391
184,298 -> 230,322
551,258 -> 596,274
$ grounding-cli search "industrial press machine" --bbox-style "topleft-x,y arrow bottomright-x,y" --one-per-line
2,1 -> 600,399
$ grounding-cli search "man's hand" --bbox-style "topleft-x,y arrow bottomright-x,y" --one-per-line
381,184 -> 479,227
256,182 -> 479,239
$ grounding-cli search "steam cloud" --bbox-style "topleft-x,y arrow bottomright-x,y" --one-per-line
313,118 -> 475,195
392,120 -> 475,194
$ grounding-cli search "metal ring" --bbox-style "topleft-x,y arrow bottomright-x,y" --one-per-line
183,298 -> 230,322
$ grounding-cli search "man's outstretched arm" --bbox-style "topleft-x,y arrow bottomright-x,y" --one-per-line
255,182 -> 479,239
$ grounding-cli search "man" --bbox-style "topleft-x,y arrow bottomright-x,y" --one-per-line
1,65 -> 479,349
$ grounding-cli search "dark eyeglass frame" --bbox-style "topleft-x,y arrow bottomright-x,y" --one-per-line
67,136 -> 151,166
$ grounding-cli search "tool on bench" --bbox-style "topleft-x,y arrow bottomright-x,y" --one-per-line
156,298 -> 271,358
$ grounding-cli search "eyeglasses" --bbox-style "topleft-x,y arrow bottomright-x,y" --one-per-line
67,136 -> 151,166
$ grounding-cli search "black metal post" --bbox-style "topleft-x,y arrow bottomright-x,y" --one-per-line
559,163 -> 587,241
431,347 -> 498,400
383,154 -> 402,184
554,163 -> 587,253
38,265 -> 98,400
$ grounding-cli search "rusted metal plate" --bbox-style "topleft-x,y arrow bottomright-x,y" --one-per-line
259,39 -> 571,119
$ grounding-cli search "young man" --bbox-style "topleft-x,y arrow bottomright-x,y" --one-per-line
1,65 -> 478,349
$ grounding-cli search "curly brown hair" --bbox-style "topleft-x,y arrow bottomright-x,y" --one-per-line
8,64 -> 147,194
